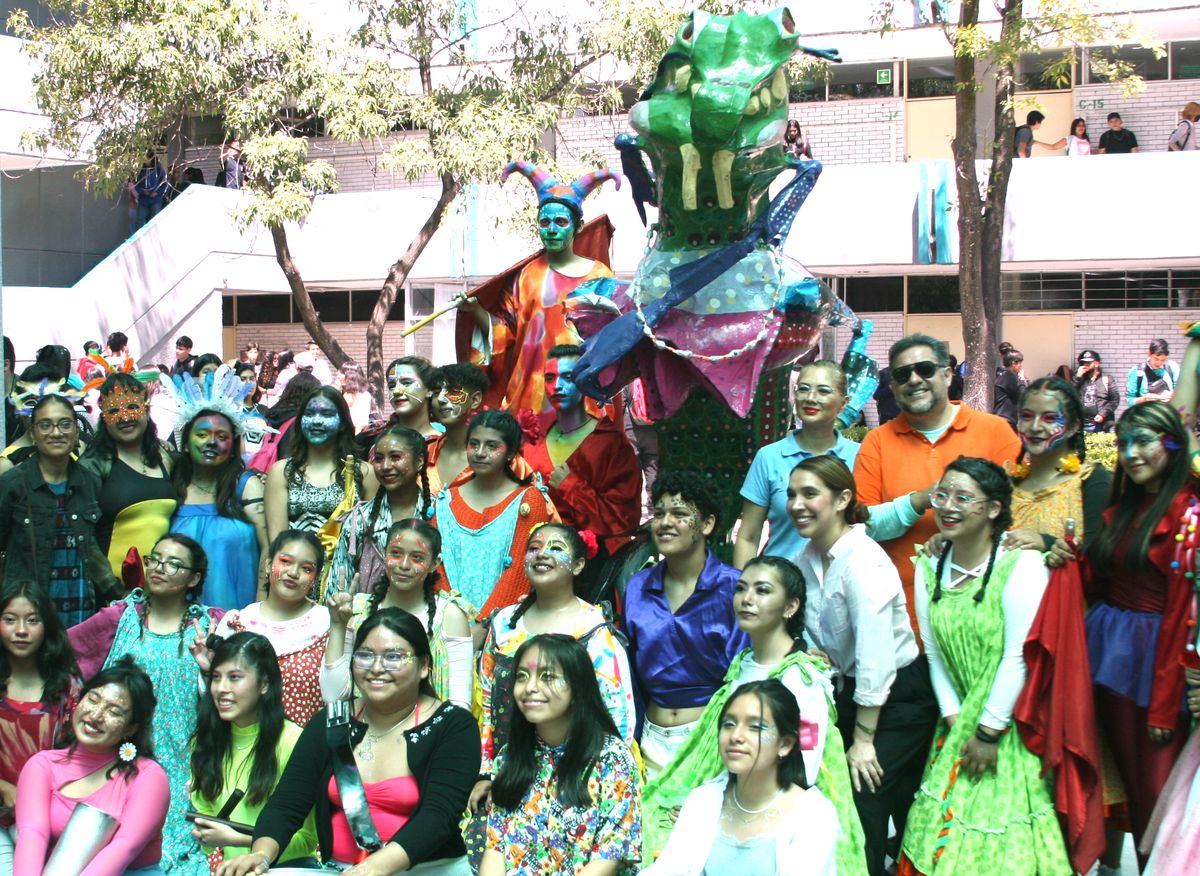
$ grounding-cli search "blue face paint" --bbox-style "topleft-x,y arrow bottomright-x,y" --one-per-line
300,397 -> 341,445
544,356 -> 583,412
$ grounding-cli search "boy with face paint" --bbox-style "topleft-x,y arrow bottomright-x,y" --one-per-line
622,470 -> 749,781
456,161 -> 619,414
426,362 -> 491,495
519,344 -> 642,558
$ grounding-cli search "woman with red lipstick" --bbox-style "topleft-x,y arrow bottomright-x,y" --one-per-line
69,533 -> 222,875
189,632 -> 318,870
326,426 -> 431,596
210,530 -> 331,727
323,518 -> 474,709
899,457 -> 1068,875
0,579 -> 81,871
1083,402 -> 1197,868
14,658 -> 169,876
734,360 -> 858,569
480,634 -> 640,876
80,373 -> 177,578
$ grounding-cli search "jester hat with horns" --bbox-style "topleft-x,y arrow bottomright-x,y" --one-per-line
500,160 -> 622,228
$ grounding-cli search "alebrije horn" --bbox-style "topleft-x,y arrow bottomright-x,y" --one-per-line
570,167 -> 623,203
500,160 -> 558,203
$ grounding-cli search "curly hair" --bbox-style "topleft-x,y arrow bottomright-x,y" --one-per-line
651,470 -> 724,532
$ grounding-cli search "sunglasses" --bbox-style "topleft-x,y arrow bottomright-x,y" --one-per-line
891,361 -> 941,384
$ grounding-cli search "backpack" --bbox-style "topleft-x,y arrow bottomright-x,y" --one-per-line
1172,119 -> 1196,151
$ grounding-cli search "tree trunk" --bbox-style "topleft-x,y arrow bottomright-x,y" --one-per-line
268,221 -> 352,370
365,171 -> 462,408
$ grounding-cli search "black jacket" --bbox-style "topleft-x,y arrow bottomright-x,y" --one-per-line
254,701 -> 480,865
0,456 -> 120,602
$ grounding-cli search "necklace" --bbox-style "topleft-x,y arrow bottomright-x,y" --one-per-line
357,700 -> 419,763
731,785 -> 783,816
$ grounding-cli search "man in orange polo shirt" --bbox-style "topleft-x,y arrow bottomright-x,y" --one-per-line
855,333 -> 1022,630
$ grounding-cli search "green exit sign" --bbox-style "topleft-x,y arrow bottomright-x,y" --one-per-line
876,69 -> 892,85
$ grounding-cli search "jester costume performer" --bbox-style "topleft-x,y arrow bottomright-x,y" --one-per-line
464,163 -> 621,415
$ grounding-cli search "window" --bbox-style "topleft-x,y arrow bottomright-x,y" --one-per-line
1018,49 -> 1075,91
235,295 -> 291,324
222,296 -> 235,327
309,291 -> 349,322
1087,45 -> 1168,83
907,58 -> 955,98
789,71 -> 826,103
1001,273 -> 1082,311
351,290 -> 403,322
843,276 -> 903,312
907,275 -> 960,314
828,62 -> 896,100
410,286 -> 435,317
1171,41 -> 1200,80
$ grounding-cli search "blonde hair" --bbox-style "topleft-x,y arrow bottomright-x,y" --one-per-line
1183,101 -> 1200,122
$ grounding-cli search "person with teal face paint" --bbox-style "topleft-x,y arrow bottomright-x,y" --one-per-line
456,161 -> 620,415
519,344 -> 642,563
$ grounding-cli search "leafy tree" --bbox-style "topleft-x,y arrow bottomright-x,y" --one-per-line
10,0 -> 680,402
874,0 -> 1149,410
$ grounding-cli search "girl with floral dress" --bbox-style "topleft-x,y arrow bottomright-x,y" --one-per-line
70,533 -> 223,876
322,518 -> 474,708
898,457 -> 1069,876
210,530 -> 331,726
481,634 -> 640,876
0,579 -> 81,873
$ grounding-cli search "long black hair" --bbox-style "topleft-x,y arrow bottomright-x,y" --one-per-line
140,534 -> 207,655
1089,401 -> 1193,572
932,457 -> 1012,604
371,519 -> 443,634
0,579 -> 80,704
80,373 -> 163,470
722,679 -> 809,790
285,386 -> 362,494
466,410 -> 531,485
1018,376 -> 1087,464
356,428 -> 432,579
491,634 -> 620,810
62,656 -> 156,779
266,372 -> 321,428
740,555 -> 807,647
172,409 -> 248,521
509,523 -> 586,630
190,632 -> 285,807
353,608 -> 437,699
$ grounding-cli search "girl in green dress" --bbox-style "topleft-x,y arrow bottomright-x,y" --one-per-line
899,457 -> 1070,876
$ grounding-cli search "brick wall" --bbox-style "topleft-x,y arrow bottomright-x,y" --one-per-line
790,98 -> 906,164
1071,79 -> 1198,153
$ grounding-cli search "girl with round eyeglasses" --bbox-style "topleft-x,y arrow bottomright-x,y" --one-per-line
898,457 -> 1069,875
221,609 -> 479,876
70,533 -> 221,875
646,679 -> 838,876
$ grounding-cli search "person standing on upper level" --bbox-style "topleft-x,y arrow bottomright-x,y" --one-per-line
1098,112 -> 1139,154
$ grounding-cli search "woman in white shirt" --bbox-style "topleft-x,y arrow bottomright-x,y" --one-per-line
791,455 -> 937,876
644,678 -> 838,876
1066,118 -> 1092,155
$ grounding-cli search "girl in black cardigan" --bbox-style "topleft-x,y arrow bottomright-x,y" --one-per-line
218,608 -> 479,875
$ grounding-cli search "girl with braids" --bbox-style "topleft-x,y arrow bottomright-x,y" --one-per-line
433,410 -> 558,625
645,681 -> 839,876
209,530 -> 331,726
70,534 -> 223,875
14,658 -> 169,875
0,580 -> 81,870
1003,377 -> 1112,560
189,632 -> 318,870
640,556 -> 865,873
322,518 -> 474,708
791,456 -> 936,876
326,426 -> 432,596
264,385 -> 374,542
898,457 -> 1068,876
79,372 -> 177,578
480,635 -> 641,876
1083,401 -> 1196,867
470,524 -> 635,819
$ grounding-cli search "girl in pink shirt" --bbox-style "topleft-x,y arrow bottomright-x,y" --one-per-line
14,657 -> 169,876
